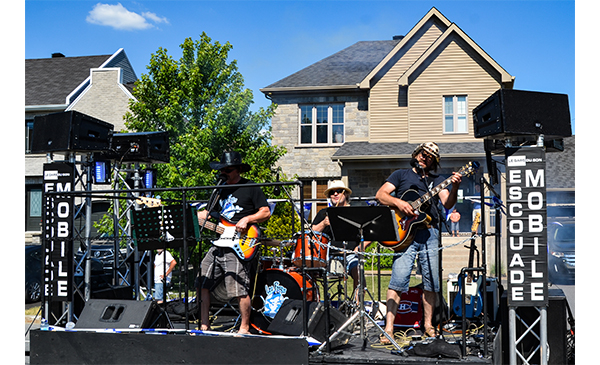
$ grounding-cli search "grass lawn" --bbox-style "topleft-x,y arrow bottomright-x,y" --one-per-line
317,271 -> 449,304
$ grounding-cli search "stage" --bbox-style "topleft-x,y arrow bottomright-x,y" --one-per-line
29,300 -> 500,365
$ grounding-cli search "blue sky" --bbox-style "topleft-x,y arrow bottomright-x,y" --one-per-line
24,0 -> 579,133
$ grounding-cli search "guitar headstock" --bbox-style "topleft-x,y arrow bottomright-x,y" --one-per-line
471,211 -> 481,233
459,161 -> 480,178
136,197 -> 162,207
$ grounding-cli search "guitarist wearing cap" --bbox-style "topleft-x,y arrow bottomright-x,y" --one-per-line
196,151 -> 271,335
376,142 -> 463,342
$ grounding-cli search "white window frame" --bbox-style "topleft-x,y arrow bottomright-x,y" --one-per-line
443,95 -> 469,134
299,104 -> 345,145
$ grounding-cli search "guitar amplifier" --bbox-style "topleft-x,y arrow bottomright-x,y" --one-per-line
447,277 -> 498,321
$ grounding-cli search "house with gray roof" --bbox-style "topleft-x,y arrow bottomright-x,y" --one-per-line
25,48 -> 137,238
261,7 -> 574,230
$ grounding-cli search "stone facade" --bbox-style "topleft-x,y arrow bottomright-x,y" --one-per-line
271,92 -> 369,181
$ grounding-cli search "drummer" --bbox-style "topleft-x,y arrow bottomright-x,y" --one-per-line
310,180 -> 371,290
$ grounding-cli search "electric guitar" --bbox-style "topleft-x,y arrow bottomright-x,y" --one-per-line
136,197 -> 261,261
453,212 -> 483,318
380,161 -> 480,251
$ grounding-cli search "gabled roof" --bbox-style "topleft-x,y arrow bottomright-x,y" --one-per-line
262,7 -> 513,93
397,23 -> 514,87
261,40 -> 400,92
358,7 -> 451,89
26,48 -> 137,107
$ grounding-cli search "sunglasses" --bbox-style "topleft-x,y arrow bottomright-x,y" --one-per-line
220,167 -> 237,173
420,150 -> 434,160
329,189 -> 345,196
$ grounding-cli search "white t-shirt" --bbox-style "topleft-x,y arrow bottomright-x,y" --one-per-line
154,250 -> 175,283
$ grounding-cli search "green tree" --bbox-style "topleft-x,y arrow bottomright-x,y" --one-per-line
119,33 -> 289,269
125,33 -> 284,198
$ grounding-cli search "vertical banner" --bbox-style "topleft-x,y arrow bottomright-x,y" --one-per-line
505,147 -> 548,306
42,162 -> 75,301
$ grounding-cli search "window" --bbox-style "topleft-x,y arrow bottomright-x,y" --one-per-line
26,120 -> 34,153
300,179 -> 329,221
299,104 -> 344,145
443,96 -> 468,133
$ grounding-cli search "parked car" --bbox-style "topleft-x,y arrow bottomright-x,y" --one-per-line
547,219 -> 575,284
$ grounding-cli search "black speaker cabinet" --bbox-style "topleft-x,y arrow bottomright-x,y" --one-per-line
500,288 -> 570,364
31,111 -> 113,153
473,89 -> 572,139
75,299 -> 165,329
102,131 -> 169,163
307,301 -> 353,348
267,300 -> 351,349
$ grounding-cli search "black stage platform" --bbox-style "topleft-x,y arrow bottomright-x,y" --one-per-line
30,301 -> 500,364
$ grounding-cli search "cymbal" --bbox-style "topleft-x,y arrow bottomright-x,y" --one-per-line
260,238 -> 293,247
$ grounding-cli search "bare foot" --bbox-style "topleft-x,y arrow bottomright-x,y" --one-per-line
200,324 -> 210,331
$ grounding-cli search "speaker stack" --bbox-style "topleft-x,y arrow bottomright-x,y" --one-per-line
473,89 -> 571,153
30,111 -> 114,153
100,131 -> 170,164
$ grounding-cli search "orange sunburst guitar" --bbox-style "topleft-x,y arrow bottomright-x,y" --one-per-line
136,197 -> 261,261
380,161 -> 479,251
196,215 -> 261,261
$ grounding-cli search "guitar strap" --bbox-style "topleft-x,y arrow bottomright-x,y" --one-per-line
198,179 -> 225,242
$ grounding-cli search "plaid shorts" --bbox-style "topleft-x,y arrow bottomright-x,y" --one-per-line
196,246 -> 253,299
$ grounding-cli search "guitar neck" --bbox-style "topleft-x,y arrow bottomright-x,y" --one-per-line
411,175 -> 455,210
198,218 -> 224,235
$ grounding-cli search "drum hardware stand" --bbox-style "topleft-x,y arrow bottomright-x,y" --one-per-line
320,206 -> 402,352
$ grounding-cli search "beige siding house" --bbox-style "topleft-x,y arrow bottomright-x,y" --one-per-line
261,7 -> 515,230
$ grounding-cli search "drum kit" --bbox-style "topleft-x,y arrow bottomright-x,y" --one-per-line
244,206 -> 404,351
251,230 -> 346,335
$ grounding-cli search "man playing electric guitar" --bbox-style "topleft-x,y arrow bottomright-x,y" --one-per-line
196,151 -> 271,335
376,142 -> 463,342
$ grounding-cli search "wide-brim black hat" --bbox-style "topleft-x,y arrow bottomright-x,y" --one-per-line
209,151 -> 251,172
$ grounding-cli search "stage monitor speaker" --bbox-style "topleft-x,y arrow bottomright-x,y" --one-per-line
75,299 -> 165,329
101,131 -> 169,163
307,301 -> 353,348
30,111 -> 114,153
267,300 -> 351,348
473,89 -> 572,139
500,288 -> 570,364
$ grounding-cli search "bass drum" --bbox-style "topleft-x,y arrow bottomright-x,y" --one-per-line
250,268 -> 318,334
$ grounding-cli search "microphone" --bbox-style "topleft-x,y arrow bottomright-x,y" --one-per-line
273,169 -> 281,195
410,158 -> 422,171
217,173 -> 227,185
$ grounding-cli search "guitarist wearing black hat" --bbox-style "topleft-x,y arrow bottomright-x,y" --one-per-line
196,151 -> 271,335
376,142 -> 464,342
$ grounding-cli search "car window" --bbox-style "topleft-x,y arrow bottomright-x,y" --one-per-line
555,225 -> 575,242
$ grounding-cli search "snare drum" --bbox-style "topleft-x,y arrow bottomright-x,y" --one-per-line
291,231 -> 329,268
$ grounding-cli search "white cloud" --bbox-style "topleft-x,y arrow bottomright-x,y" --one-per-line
142,11 -> 169,25
86,3 -> 169,31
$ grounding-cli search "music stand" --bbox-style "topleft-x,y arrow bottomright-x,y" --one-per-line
320,206 -> 402,351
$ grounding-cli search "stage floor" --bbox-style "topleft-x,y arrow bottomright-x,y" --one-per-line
29,300 -> 499,364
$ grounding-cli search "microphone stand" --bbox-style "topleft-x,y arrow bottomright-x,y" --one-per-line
415,162 -> 448,338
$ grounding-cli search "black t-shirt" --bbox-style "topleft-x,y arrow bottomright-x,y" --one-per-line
385,168 -> 449,226
214,178 -> 268,223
